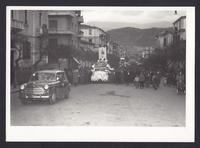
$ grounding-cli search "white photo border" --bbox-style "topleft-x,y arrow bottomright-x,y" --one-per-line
6,6 -> 195,142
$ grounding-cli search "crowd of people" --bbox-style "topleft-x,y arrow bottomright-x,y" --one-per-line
64,66 -> 185,94
114,68 -> 162,89
113,67 -> 185,94
64,67 -> 92,86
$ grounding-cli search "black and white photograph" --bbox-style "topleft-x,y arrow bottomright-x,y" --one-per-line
6,6 -> 195,142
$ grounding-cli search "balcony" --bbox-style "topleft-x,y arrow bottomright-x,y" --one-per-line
48,29 -> 75,35
11,19 -> 24,32
78,30 -> 83,37
48,11 -> 76,17
77,16 -> 84,23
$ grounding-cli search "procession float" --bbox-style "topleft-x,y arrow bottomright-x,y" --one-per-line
91,46 -> 114,82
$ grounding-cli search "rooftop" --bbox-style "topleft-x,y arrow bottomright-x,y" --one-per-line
173,16 -> 186,24
81,24 -> 107,34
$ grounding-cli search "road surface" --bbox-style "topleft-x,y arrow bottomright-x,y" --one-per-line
10,84 -> 185,126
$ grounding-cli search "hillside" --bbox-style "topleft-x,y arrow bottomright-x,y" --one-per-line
107,27 -> 172,56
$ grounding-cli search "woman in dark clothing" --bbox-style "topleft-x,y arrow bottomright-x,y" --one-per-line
139,72 -> 145,88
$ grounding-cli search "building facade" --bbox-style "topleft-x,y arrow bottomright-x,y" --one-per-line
173,16 -> 186,42
48,11 -> 83,48
11,10 -> 49,69
47,10 -> 83,62
157,30 -> 174,49
141,47 -> 154,59
80,37 -> 95,52
156,16 -> 186,50
11,10 -> 50,86
81,24 -> 107,52
155,15 -> 186,72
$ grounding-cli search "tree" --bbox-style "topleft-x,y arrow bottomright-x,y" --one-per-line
167,40 -> 186,63
142,40 -> 186,73
143,48 -> 167,71
107,53 -> 120,69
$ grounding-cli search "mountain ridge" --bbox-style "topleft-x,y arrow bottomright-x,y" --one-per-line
87,21 -> 172,31
107,27 -> 173,56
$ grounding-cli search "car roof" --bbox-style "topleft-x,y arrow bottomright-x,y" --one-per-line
36,69 -> 64,73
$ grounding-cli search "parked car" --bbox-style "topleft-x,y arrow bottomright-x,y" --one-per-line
19,69 -> 71,105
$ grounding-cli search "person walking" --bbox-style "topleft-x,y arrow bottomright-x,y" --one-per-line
134,75 -> 139,88
67,68 -> 73,84
139,72 -> 145,89
72,69 -> 79,86
152,72 -> 160,90
176,71 -> 185,94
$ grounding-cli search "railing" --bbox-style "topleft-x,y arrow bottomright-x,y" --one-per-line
11,19 -> 24,30
48,11 -> 76,17
48,29 -> 75,35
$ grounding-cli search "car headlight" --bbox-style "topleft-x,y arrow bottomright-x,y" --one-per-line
44,84 -> 49,90
20,84 -> 25,90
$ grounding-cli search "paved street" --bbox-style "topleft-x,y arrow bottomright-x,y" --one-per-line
11,84 -> 185,126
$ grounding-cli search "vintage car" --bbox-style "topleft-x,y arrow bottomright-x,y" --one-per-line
19,69 -> 71,104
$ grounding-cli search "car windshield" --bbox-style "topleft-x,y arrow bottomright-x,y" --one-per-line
30,72 -> 57,81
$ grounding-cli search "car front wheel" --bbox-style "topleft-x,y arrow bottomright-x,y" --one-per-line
49,91 -> 57,104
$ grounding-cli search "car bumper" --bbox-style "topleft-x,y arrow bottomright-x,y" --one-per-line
20,93 -> 50,100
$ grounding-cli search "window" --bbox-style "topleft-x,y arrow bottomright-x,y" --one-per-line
174,27 -> 178,32
163,38 -> 167,47
49,38 -> 58,47
22,41 -> 31,59
11,10 -> 14,19
24,10 -> 28,24
179,20 -> 182,30
39,12 -> 42,27
49,20 -> 57,30
89,29 -> 92,35
89,39 -> 92,43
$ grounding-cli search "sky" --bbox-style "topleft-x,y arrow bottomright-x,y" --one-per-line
81,10 -> 186,30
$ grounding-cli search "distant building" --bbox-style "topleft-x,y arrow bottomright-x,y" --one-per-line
154,15 -> 186,73
81,24 -> 107,52
173,16 -> 186,42
156,15 -> 186,49
141,47 -> 154,59
156,30 -> 174,49
80,37 -> 95,52
79,38 -> 95,68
